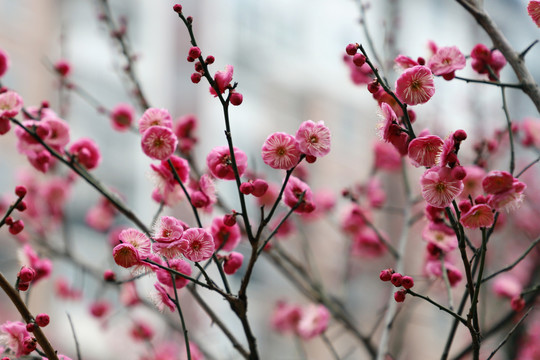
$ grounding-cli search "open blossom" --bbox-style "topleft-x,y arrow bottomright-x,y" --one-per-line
283,176 -> 315,213
427,46 -> 466,78
529,1 -> 540,27
141,125 -> 178,160
210,216 -> 241,252
113,229 -> 151,268
150,155 -> 190,193
482,170 -> 515,194
110,103 -> 134,131
296,304 -> 330,340
42,116 -> 70,151
482,171 -> 526,211
153,216 -> 185,243
261,132 -> 301,170
351,227 -> 387,258
295,120 -> 331,158
181,228 -> 215,262
0,321 -> 33,357
373,141 -> 402,171
408,135 -> 444,167
69,138 -> 101,170
460,165 -> 486,199
421,166 -> 464,208
206,146 -> 247,180
460,204 -> 495,228
138,108 -> 173,134
395,65 -> 435,105
0,91 -> 23,118
210,65 -> 234,96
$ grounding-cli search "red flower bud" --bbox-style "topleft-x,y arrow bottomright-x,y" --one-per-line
35,313 -> 50,327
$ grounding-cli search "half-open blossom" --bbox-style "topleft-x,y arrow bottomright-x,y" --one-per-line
113,243 -> 140,268
0,91 -> 23,118
118,228 -> 151,259
421,166 -> 464,208
223,252 -> 244,275
207,146 -> 247,180
482,170 -> 515,194
141,126 -> 178,160
528,1 -> 540,27
488,183 -> 526,211
110,103 -> 134,131
296,304 -> 330,340
283,176 -> 315,213
408,135 -> 444,167
174,114 -> 198,154
295,120 -> 331,158
470,44 -> 507,80
69,138 -> 101,170
261,132 -> 301,170
181,228 -> 215,262
42,116 -> 70,152
151,283 -> 176,312
394,54 -> 419,70
460,204 -> 495,228
210,65 -> 234,96
395,65 -> 435,105
138,108 -> 173,134
427,46 -> 466,79
0,48 -> 9,77
156,258 -> 192,289
210,216 -> 241,252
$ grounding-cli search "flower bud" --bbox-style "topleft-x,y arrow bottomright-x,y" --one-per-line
240,182 -> 254,195
251,179 -> 268,197
345,43 -> 358,56
230,91 -> 243,106
9,219 -> 24,235
18,266 -> 36,283
379,269 -> 393,282
35,313 -> 50,327
191,73 -> 201,83
401,276 -> 414,289
188,46 -> 201,59
394,289 -> 406,302
15,185 -> 27,198
173,4 -> 182,13
352,54 -> 366,67
103,270 -> 116,282
390,272 -> 403,287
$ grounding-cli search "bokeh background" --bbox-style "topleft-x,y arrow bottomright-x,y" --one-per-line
0,0 -> 539,359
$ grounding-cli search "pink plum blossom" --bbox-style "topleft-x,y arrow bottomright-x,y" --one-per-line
181,228 -> 215,262
295,120 -> 331,158
110,103 -> 134,131
395,65 -> 435,105
424,260 -> 462,286
223,251 -> 244,275
138,108 -> 173,134
521,117 -> 540,147
343,54 -> 373,85
528,1 -> 540,27
296,304 -> 330,340
0,91 -> 23,119
141,125 -> 178,160
351,227 -> 387,258
69,137 -> 101,170
151,283 -> 176,312
427,46 -> 466,79
394,54 -> 419,70
210,216 -> 241,252
0,321 -> 33,357
174,114 -> 198,154
460,165 -> 486,199
421,166 -> 464,208
42,116 -> 70,152
156,258 -> 192,289
492,274 -> 523,298
261,132 -> 301,170
460,204 -> 495,228
271,301 -> 303,334
19,244 -> 52,283
408,135 -> 444,167
283,176 -> 315,213
206,146 -> 247,180
210,65 -> 234,96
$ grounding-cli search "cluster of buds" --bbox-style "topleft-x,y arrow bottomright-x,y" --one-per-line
17,265 -> 36,291
26,313 -> 50,332
470,43 -> 506,81
240,179 -> 269,197
3,185 -> 27,236
380,268 -> 414,303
